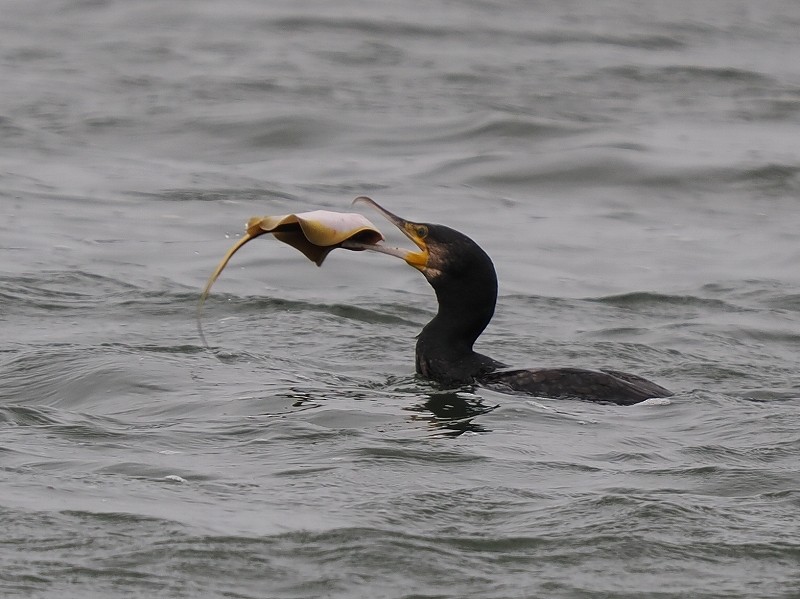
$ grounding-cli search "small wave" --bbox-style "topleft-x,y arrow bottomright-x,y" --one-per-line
265,16 -> 685,50
98,342 -> 205,355
0,271 -> 139,313
464,154 -> 734,190
765,293 -> 800,312
0,114 -> 26,137
734,163 -> 800,195
602,64 -> 773,85
589,291 -> 745,313
532,31 -> 686,50
265,15 -> 455,38
200,294 -> 421,327
0,405 -> 62,427
682,440 -> 800,465
135,187 -> 292,203
417,114 -> 588,145
0,269 -> 226,319
190,114 -> 344,150
0,346 -> 171,409
349,445 -> 487,465
317,40 -> 405,67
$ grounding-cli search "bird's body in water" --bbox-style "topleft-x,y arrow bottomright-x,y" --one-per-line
353,197 -> 673,406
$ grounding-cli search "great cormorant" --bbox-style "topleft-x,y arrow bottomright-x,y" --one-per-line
350,197 -> 673,406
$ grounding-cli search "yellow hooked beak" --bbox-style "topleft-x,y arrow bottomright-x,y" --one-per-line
351,196 -> 430,270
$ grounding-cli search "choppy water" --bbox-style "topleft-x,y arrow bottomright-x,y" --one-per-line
2,1 -> 800,597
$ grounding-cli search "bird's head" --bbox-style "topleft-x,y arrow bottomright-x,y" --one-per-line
349,196 -> 494,290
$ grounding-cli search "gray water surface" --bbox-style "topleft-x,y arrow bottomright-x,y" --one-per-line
2,1 -> 800,597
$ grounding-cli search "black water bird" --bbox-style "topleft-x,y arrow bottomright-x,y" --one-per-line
351,197 -> 673,406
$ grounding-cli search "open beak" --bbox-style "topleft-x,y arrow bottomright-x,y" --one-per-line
348,196 -> 430,270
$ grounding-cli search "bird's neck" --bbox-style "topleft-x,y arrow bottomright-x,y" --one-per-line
415,277 -> 499,385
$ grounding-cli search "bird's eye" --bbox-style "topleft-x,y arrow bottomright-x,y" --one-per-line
415,225 -> 428,239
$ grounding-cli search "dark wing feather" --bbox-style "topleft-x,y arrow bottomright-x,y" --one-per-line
479,367 -> 673,406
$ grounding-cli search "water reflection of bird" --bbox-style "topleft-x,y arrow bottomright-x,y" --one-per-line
351,197 -> 673,406
407,392 -> 498,436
